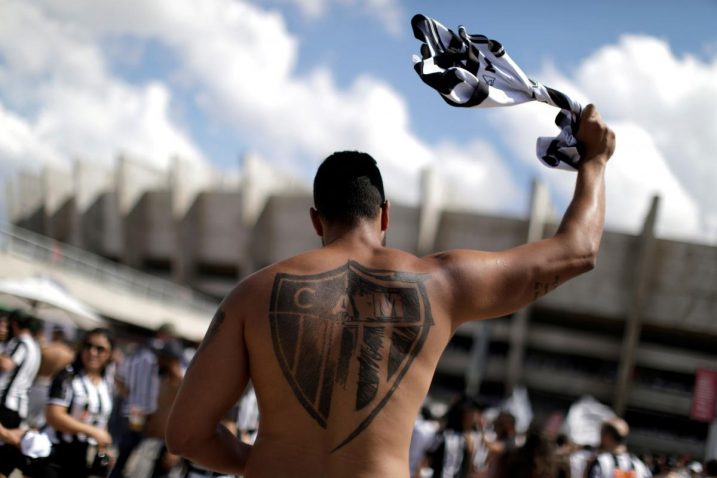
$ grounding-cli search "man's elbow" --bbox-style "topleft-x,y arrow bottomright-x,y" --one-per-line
559,232 -> 600,274
575,246 -> 599,274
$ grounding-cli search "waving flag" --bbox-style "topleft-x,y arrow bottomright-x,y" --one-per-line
411,14 -> 583,170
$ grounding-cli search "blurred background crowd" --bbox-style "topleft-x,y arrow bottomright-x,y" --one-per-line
1,306 -> 716,478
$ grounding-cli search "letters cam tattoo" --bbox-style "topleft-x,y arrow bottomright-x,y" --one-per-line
269,261 -> 434,452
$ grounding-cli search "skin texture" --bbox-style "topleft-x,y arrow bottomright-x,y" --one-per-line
145,357 -> 184,471
37,339 -> 75,379
166,104 -> 615,478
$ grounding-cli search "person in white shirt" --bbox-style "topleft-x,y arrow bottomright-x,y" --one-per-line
586,417 -> 651,478
0,310 -> 42,477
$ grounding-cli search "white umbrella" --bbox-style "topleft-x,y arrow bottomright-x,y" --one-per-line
0,275 -> 104,330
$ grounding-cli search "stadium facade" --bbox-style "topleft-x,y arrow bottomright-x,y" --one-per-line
4,155 -> 717,458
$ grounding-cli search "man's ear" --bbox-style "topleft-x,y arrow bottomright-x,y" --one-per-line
310,207 -> 324,237
380,200 -> 390,232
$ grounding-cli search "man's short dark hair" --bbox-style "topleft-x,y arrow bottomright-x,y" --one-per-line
601,423 -> 625,444
313,151 -> 385,225
9,309 -> 33,330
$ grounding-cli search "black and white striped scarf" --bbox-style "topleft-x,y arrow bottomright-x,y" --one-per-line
411,14 -> 583,170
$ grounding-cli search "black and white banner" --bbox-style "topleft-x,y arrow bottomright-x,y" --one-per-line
411,14 -> 583,170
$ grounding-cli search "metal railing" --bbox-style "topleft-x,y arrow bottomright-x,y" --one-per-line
0,223 -> 218,313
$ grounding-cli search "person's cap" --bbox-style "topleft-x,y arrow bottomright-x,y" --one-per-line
159,340 -> 184,361
157,322 -> 177,336
603,416 -> 629,438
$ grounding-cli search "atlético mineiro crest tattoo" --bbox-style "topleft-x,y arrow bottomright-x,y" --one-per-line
269,261 -> 434,451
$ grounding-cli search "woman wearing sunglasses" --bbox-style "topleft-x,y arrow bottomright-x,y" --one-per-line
32,328 -> 115,478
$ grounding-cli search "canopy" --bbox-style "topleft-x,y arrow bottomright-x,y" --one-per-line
0,275 -> 105,330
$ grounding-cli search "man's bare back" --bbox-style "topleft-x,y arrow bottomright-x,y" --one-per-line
38,339 -> 75,379
166,105 -> 615,477
241,247 -> 457,477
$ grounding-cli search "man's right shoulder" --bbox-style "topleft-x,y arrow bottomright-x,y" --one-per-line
231,250 -> 329,291
223,254 -> 316,314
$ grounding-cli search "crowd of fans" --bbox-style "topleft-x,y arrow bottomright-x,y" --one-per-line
0,309 -> 257,478
408,396 -> 717,478
0,308 -> 715,478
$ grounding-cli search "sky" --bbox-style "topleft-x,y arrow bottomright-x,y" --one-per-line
0,0 -> 716,243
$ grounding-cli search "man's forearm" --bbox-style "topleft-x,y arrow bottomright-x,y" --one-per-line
0,424 -> 12,443
556,157 -> 607,260
168,424 -> 251,475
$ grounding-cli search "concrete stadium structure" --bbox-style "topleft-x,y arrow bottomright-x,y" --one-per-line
4,155 -> 717,457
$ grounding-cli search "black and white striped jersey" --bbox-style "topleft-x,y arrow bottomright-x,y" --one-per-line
46,366 -> 113,445
411,14 -> 583,170
0,334 -> 41,418
587,452 -> 652,478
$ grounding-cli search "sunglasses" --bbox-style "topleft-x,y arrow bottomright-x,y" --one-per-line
83,343 -> 109,354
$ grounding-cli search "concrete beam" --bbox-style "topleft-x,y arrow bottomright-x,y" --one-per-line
506,179 -> 551,392
116,154 -> 167,215
43,166 -> 74,241
614,195 -> 660,415
117,155 -> 167,267
417,168 -> 443,256
241,153 -> 307,228
71,161 -> 113,248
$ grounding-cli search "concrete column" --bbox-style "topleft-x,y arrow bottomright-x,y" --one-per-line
240,153 -> 307,276
43,166 -> 74,241
5,179 -> 18,223
613,195 -> 660,415
71,161 -> 112,248
417,168 -> 444,257
117,154 -> 167,268
170,156 -> 213,284
465,322 -> 492,396
17,172 -> 45,233
707,418 -> 717,460
505,179 -> 551,393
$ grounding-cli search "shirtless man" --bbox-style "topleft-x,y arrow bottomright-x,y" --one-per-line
132,341 -> 185,478
38,328 -> 75,378
27,326 -> 75,427
166,104 -> 615,477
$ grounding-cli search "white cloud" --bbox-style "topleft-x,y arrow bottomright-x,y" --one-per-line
575,36 -> 717,227
433,140 -> 525,215
490,35 -> 717,243
0,103 -> 63,171
4,1 -> 712,245
23,0 -> 514,207
0,0 -> 519,216
0,0 -> 204,173
268,0 -> 403,34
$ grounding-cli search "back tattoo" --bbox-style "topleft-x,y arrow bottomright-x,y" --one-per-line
269,261 -> 434,451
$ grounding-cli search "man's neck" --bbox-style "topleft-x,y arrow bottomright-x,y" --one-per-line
322,220 -> 383,248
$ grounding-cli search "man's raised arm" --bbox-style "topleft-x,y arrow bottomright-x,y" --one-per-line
431,104 -> 615,325
165,286 -> 252,475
